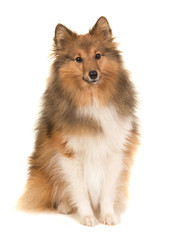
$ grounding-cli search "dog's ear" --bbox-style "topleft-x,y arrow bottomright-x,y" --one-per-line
89,16 -> 112,40
54,24 -> 76,48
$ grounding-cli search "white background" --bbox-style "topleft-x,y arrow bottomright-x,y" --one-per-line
0,0 -> 180,239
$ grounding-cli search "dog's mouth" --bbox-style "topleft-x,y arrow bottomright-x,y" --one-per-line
82,77 -> 101,85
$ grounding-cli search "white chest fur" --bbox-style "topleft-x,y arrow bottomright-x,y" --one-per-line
60,103 -> 132,208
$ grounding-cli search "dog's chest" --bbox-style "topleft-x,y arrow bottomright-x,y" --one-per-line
68,104 -> 132,155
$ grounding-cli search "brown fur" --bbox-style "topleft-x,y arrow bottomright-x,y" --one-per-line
17,17 -> 139,221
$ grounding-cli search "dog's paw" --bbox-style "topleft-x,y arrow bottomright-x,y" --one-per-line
57,201 -> 73,214
81,215 -> 98,226
100,213 -> 120,225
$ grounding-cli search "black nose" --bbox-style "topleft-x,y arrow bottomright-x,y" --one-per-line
89,71 -> 98,80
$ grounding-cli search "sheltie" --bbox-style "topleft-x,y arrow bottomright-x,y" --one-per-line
18,16 -> 139,226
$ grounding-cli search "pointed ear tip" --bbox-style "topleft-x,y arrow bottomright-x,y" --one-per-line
54,24 -> 65,43
98,16 -> 109,23
55,23 -> 64,32
54,23 -> 70,40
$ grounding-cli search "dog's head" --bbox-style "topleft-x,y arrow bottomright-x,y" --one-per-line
52,17 -> 122,105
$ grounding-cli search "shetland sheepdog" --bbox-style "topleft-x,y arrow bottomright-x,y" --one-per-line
18,16 -> 139,226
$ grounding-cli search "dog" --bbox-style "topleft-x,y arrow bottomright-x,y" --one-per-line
18,16 -> 139,226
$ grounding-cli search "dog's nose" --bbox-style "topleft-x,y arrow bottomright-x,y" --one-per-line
89,71 -> 98,80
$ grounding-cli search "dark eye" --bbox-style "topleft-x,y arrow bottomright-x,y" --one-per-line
76,57 -> 82,63
95,53 -> 101,60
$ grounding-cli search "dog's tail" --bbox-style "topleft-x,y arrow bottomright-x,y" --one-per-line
16,171 -> 53,212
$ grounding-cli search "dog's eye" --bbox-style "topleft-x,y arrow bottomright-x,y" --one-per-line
95,53 -> 101,60
76,57 -> 83,63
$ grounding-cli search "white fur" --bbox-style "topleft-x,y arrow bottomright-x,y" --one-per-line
55,102 -> 132,225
